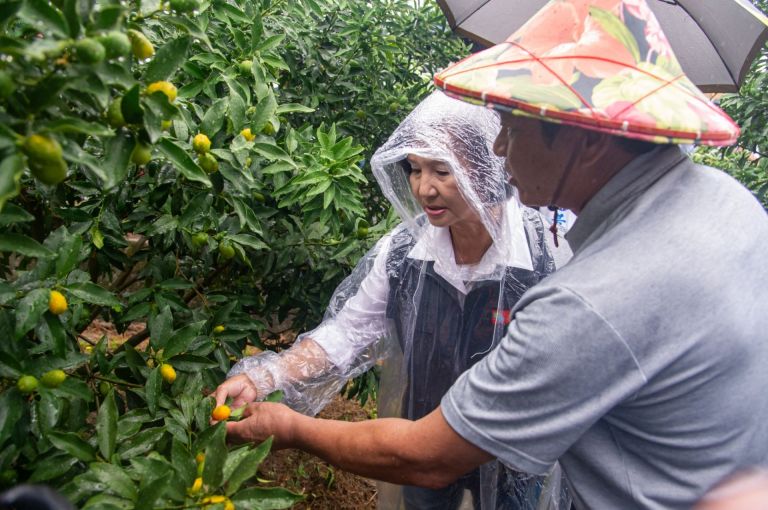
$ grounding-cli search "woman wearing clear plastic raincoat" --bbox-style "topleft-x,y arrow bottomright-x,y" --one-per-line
215,91 -> 571,509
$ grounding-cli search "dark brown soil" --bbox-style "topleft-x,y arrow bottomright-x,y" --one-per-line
258,396 -> 378,509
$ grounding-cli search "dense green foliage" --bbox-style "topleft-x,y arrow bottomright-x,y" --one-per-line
693,0 -> 768,208
0,0 -> 466,506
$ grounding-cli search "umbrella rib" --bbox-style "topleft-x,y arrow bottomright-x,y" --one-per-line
452,0 -> 493,26
673,1 -> 738,87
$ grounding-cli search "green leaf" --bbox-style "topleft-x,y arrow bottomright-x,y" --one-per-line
29,454 -> 78,483
216,2 -> 250,24
230,234 -> 268,251
55,376 -> 94,402
136,474 -> 168,509
48,431 -> 97,462
0,234 -> 55,258
203,422 -> 227,489
230,198 -> 262,233
19,0 -> 69,37
0,155 -> 24,212
225,437 -> 272,495
0,281 -> 12,300
264,389 -> 284,403
14,288 -> 50,338
261,54 -> 289,71
144,36 -> 190,82
261,162 -> 294,175
164,321 -> 205,359
230,92 -> 246,132
102,134 -> 133,190
166,354 -> 217,371
47,117 -> 114,136
56,231 -> 83,278
200,97 -> 229,138
251,142 -> 294,165
89,463 -> 137,501
43,313 -> 67,357
0,1 -> 22,24
143,93 -> 179,143
156,138 -> 212,186
148,306 -> 173,351
91,4 -> 122,31
90,225 -> 104,249
250,92 -> 277,132
171,437 -> 196,482
231,487 -> 305,509
37,390 -> 62,431
60,137 -> 108,184
120,85 -> 144,125
145,367 -> 162,417
0,388 -> 24,447
118,426 -> 167,458
145,214 -> 179,236
275,103 -> 315,114
255,33 -> 285,52
82,494 -> 133,509
64,282 -> 121,308
0,203 -> 34,225
139,0 -> 160,16
97,389 -> 118,459
179,192 -> 212,227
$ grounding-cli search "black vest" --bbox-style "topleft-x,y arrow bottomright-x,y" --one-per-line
385,211 -> 554,420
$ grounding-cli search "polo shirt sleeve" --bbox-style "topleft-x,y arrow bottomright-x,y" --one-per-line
441,285 -> 647,475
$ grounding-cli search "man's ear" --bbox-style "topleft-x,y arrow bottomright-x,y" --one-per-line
577,130 -> 612,169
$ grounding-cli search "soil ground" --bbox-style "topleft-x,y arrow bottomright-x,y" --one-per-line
260,395 -> 379,509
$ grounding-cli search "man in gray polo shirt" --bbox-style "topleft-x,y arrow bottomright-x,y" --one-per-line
223,1 -> 768,508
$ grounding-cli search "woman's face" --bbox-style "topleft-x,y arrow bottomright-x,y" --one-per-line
407,154 -> 482,229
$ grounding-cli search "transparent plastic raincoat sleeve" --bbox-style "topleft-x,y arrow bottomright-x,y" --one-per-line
228,232 -> 397,417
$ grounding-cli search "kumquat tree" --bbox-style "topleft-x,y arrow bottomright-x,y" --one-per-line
0,0 -> 466,507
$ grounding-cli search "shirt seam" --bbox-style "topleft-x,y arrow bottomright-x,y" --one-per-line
557,284 -> 649,386
442,392 -> 554,475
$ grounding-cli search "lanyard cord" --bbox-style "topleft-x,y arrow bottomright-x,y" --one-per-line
546,148 -> 581,247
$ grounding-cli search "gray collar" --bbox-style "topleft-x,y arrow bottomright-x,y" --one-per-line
565,145 -> 688,254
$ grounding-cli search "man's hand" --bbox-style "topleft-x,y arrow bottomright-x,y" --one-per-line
213,374 -> 261,410
226,402 -> 298,449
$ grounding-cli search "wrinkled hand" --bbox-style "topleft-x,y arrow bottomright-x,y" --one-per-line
226,402 -> 298,449
213,374 -> 260,410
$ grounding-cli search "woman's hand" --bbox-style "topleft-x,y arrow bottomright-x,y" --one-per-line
213,374 -> 262,410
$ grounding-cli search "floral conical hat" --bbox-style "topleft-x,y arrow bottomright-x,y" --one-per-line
434,0 -> 740,146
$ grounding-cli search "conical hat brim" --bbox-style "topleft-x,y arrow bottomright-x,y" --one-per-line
434,1 -> 740,146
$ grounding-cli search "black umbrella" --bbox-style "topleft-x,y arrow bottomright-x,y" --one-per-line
436,0 -> 768,92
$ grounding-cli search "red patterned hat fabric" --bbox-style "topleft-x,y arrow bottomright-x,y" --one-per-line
434,0 -> 740,146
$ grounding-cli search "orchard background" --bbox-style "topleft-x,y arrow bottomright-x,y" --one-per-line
0,0 -> 765,508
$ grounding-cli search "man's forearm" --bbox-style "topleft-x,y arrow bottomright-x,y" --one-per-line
288,406 -> 492,488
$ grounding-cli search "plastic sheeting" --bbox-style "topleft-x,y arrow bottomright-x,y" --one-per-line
229,91 -> 572,509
